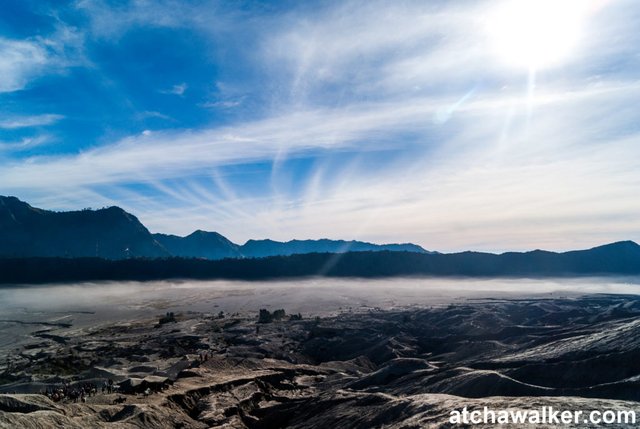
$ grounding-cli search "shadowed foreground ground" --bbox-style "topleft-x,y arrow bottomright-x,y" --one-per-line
2,294 -> 640,427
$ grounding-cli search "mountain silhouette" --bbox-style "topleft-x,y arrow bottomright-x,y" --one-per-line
239,238 -> 430,258
0,196 -> 167,259
1,241 -> 639,284
2,196 -> 638,282
0,196 -> 431,260
153,230 -> 241,260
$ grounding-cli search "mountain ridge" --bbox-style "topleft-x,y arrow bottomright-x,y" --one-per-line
153,230 -> 242,260
239,238 -> 431,258
0,196 -> 433,260
1,196 -> 639,283
2,242 -> 640,284
2,196 -> 637,272
0,196 -> 168,259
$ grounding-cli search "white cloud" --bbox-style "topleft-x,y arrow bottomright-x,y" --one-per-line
160,83 -> 187,96
75,0 -> 238,39
0,114 -> 64,129
5,0 -> 640,251
0,135 -> 52,151
4,80 -> 640,251
137,111 -> 173,121
0,38 -> 49,93
0,22 -> 86,93
200,100 -> 242,109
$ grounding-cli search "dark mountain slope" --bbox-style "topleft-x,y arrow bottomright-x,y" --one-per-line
240,238 -> 430,258
0,196 -> 167,259
153,230 -> 241,259
0,196 -> 432,260
1,196 -> 637,276
1,241 -> 639,284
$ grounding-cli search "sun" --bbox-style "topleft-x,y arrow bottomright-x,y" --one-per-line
486,0 -> 587,70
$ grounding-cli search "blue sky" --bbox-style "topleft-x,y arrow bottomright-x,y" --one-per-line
1,0 -> 639,252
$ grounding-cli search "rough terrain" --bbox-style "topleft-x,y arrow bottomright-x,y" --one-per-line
2,293 -> 640,427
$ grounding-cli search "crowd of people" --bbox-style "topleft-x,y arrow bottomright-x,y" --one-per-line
36,352 -> 209,403
39,376 -> 171,403
43,381 -> 98,403
101,378 -> 117,394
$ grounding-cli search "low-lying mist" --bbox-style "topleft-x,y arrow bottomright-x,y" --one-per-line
2,277 -> 640,319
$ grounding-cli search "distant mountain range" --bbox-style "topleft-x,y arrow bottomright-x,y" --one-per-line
1,241 -> 640,284
0,196 -> 431,260
239,239 -> 427,258
2,196 -> 639,283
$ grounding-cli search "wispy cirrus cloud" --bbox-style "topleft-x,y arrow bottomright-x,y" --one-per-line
0,114 -> 64,129
4,79 -> 640,251
0,38 -> 50,93
0,135 -> 52,152
3,0 -> 640,252
0,20 -> 86,93
74,0 -> 241,39
159,83 -> 187,96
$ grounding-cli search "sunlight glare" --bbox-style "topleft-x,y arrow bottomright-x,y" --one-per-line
487,0 -> 587,70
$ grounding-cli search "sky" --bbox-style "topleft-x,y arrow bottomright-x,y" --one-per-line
1,0 -> 639,252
